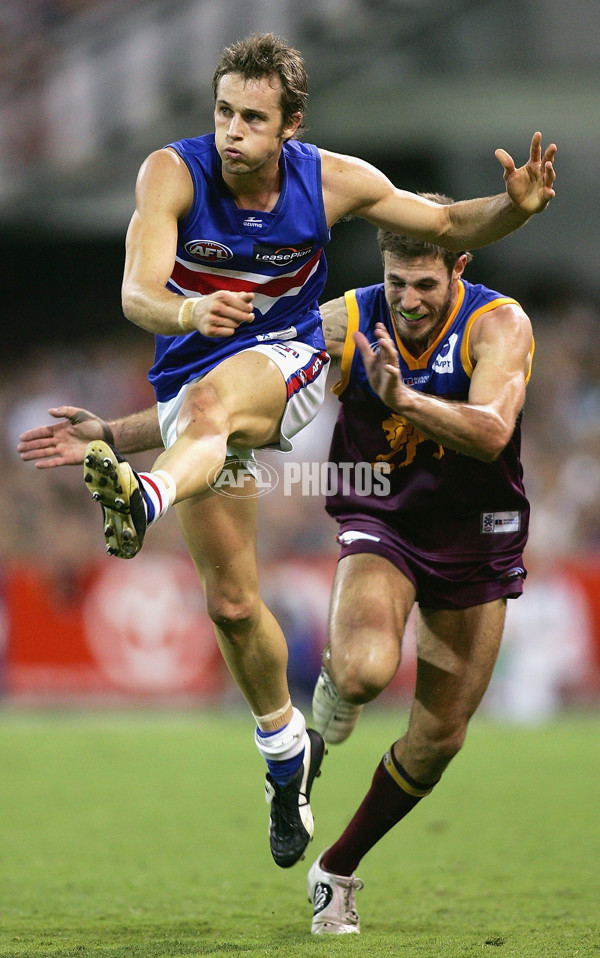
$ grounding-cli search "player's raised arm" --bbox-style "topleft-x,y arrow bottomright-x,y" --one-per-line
320,132 -> 556,251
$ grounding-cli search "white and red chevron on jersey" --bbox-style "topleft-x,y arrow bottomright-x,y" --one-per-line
168,248 -> 324,318
149,134 -> 330,403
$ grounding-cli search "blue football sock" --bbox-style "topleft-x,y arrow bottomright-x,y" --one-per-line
256,727 -> 305,786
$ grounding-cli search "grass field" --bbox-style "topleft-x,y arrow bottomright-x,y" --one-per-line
0,708 -> 598,957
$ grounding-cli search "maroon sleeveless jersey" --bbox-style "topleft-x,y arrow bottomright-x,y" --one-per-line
326,281 -> 531,563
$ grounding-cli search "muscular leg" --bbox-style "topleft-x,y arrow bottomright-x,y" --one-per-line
327,553 -> 416,702
153,349 -> 287,502
312,553 -> 416,743
83,349 -> 287,558
177,473 -> 325,867
394,598 -> 507,782
322,598 -> 507,877
175,478 -> 291,718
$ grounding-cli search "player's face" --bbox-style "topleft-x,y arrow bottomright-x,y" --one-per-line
383,252 -> 462,353
214,73 -> 300,178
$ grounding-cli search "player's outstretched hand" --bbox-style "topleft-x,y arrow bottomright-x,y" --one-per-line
17,406 -> 110,468
354,324 -> 404,411
495,131 -> 556,216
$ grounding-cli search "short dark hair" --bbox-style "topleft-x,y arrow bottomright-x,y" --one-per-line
377,193 -> 473,273
212,33 -> 308,134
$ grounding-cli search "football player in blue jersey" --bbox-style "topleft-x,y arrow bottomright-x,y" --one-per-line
18,30 -> 555,878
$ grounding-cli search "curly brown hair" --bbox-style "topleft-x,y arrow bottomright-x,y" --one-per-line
212,33 -> 308,135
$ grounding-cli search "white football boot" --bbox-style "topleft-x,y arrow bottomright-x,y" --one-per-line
307,849 -> 364,934
312,661 -> 363,744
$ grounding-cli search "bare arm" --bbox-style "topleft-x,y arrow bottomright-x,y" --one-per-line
109,406 -> 163,454
18,406 -> 162,468
121,148 -> 256,337
354,304 -> 533,462
321,296 -> 349,363
321,132 -> 556,250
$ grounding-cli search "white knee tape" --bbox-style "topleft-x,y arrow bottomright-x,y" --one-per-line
254,707 -> 306,761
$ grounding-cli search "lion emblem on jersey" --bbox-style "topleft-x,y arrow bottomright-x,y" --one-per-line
376,413 -> 444,468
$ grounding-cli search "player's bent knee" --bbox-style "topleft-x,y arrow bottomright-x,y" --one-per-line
206,594 -> 261,637
333,659 -> 393,704
177,381 -> 230,437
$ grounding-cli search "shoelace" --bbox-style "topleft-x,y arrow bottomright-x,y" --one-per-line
342,878 -> 364,920
314,876 -> 363,920
319,670 -> 360,719
320,670 -> 339,704
331,877 -> 364,924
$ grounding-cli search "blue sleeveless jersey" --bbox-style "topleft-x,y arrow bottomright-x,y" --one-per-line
148,134 -> 330,401
327,280 -> 532,557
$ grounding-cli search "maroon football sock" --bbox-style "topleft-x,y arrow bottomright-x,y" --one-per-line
322,748 -> 437,876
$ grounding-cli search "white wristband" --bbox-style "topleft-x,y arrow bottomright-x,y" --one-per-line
177,296 -> 203,332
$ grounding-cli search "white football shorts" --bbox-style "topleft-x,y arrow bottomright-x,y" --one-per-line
157,341 -> 330,463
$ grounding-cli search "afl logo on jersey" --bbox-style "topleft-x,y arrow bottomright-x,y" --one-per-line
184,239 -> 233,261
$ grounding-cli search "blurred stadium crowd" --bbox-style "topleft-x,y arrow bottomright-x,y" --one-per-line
0,0 -> 115,162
